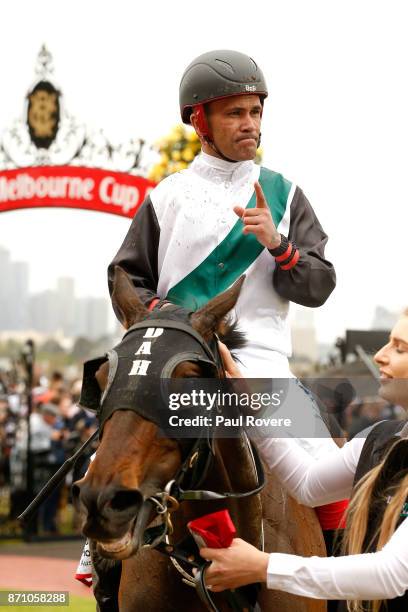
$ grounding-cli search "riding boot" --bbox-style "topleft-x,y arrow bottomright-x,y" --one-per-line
90,539 -> 122,612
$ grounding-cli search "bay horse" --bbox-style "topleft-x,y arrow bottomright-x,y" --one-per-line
73,267 -> 326,612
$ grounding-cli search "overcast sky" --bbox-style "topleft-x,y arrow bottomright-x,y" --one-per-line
0,0 -> 407,343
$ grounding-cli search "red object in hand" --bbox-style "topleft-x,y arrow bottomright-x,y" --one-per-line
188,509 -> 236,549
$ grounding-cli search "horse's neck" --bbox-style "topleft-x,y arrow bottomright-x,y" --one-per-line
173,436 -> 263,548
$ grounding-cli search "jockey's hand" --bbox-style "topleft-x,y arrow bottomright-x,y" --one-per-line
234,182 -> 281,250
199,538 -> 269,592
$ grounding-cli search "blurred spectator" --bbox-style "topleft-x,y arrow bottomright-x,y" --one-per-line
335,337 -> 347,364
347,396 -> 388,439
33,371 -> 66,408
58,390 -> 97,481
0,396 -> 18,486
32,403 -> 65,534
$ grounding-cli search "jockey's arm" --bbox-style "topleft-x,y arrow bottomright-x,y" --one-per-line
271,188 -> 336,308
108,195 -> 160,315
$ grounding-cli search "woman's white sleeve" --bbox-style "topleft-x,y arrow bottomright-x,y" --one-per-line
267,517 -> 408,600
256,435 -> 364,506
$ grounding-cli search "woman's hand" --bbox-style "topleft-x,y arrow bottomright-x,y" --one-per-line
218,342 -> 243,378
200,538 -> 269,592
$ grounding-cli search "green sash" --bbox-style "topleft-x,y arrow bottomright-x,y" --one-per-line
167,167 -> 292,311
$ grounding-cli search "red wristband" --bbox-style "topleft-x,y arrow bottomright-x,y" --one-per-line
280,249 -> 300,270
148,298 -> 160,311
275,243 -> 292,263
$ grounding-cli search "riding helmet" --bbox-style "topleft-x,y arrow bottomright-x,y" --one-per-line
179,50 -> 268,124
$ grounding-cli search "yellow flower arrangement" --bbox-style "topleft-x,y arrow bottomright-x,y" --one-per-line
148,125 -> 263,183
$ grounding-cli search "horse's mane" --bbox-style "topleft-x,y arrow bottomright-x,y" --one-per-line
218,316 -> 247,357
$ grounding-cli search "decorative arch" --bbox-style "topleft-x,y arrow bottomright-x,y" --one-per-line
0,46 -> 156,219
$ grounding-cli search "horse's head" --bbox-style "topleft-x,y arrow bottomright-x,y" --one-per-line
72,266 -> 245,560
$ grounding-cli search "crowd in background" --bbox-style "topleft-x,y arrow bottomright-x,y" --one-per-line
0,368 -> 97,536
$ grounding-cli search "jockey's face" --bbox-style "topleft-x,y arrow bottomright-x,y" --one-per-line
204,94 -> 262,161
375,314 -> 408,408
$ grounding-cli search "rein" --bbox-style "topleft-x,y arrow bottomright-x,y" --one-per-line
142,431 -> 265,612
138,430 -> 264,612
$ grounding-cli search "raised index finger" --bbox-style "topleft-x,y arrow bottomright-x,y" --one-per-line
254,181 -> 268,209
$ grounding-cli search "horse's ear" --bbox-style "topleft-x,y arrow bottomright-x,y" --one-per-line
111,266 -> 149,329
190,276 -> 245,340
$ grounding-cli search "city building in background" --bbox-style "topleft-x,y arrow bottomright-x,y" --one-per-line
0,245 -> 109,340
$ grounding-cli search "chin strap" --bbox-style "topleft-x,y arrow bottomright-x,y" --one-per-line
205,132 -> 262,163
206,138 -> 238,163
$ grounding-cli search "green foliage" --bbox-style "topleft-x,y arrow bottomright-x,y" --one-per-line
148,125 -> 201,182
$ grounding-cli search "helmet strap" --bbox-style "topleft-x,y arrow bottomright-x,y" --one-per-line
192,105 -> 210,139
207,139 -> 238,163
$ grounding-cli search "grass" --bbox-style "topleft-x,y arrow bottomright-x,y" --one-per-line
0,593 -> 94,611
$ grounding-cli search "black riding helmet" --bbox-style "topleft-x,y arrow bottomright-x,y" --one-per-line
179,49 -> 268,125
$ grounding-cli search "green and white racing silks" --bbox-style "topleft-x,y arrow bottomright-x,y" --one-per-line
152,153 -> 294,355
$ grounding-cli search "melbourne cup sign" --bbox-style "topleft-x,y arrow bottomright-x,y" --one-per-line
0,166 -> 156,218
0,46 -> 158,218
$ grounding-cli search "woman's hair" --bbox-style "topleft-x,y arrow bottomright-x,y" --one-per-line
343,443 -> 408,612
343,307 -> 408,611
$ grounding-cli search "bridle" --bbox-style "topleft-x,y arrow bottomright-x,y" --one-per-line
113,315 -> 265,612
97,314 -> 265,612
20,309 -> 265,612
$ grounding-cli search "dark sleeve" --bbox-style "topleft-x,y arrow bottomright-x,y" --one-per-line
272,187 -> 336,307
107,195 -> 160,311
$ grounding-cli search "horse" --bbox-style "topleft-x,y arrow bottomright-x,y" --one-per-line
73,266 -> 327,612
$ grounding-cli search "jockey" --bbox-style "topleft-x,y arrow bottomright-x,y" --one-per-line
109,48 -> 335,385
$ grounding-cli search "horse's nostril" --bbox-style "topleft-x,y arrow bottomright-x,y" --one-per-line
109,490 -> 142,512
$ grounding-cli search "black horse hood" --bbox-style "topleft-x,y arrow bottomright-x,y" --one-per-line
79,307 -> 219,434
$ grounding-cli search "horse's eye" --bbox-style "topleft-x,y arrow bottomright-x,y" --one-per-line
173,362 -> 203,378
182,372 -> 201,379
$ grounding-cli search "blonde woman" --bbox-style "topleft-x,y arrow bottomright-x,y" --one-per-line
202,310 -> 408,611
